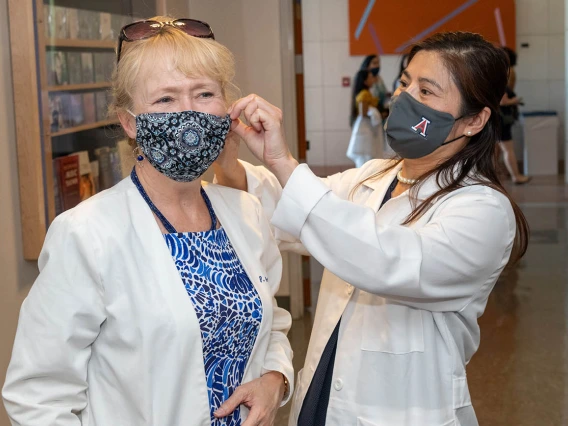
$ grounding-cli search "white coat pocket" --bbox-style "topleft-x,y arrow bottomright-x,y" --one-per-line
361,303 -> 424,354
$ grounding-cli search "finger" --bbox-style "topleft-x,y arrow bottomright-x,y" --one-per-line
214,387 -> 248,418
230,119 -> 256,140
243,100 -> 260,126
251,96 -> 283,118
247,109 -> 265,133
229,94 -> 258,120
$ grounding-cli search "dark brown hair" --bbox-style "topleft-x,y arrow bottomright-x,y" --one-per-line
354,32 -> 529,263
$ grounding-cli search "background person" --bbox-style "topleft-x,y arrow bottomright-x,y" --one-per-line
360,54 -> 389,119
3,17 -> 293,426
347,69 -> 383,167
497,47 -> 530,184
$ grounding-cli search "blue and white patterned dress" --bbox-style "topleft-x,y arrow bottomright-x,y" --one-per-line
131,169 -> 263,426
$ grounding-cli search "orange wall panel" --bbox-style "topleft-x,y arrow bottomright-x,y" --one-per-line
349,0 -> 515,55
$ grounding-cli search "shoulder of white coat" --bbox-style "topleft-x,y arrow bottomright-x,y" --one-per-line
51,177 -> 135,230
439,184 -> 516,229
203,182 -> 262,216
327,158 -> 396,184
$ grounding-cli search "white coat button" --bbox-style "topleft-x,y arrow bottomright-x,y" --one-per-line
346,285 -> 354,296
334,379 -> 343,391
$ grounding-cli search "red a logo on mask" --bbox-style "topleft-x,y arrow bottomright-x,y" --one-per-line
411,117 -> 431,137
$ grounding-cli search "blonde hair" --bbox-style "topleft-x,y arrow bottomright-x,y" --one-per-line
109,16 -> 239,125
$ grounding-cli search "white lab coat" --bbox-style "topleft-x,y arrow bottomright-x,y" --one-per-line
240,159 -> 515,426
2,177 -> 294,426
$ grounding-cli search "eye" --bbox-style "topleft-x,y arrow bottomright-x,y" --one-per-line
399,79 -> 408,88
420,88 -> 432,96
155,96 -> 173,104
199,92 -> 214,99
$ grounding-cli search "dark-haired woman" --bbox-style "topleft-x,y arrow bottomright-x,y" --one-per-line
347,69 -> 382,167
360,54 -> 389,118
215,31 -> 529,426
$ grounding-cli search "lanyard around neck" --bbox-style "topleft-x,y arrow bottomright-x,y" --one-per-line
130,167 -> 217,234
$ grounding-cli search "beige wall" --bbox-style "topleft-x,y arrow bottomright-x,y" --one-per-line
187,0 -> 286,166
189,0 -> 300,300
0,0 -> 40,424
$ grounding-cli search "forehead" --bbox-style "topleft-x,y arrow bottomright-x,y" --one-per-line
136,53 -> 220,92
406,50 -> 454,91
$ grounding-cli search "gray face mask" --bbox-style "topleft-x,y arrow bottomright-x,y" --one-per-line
384,92 -> 464,159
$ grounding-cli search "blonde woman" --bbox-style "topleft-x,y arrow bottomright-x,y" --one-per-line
3,17 -> 292,426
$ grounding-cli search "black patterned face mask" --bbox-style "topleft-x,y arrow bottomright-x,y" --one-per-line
128,109 -> 231,182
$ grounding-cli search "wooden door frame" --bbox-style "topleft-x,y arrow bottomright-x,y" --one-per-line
279,0 -> 304,319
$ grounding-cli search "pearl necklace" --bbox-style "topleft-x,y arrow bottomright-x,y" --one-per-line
397,170 -> 418,185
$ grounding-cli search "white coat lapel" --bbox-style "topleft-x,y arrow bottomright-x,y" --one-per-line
124,179 -> 211,420
360,163 -> 402,211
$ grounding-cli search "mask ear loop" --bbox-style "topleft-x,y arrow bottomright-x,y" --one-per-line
126,110 -> 144,165
441,115 -> 469,146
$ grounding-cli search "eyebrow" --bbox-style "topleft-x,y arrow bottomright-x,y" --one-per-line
402,70 -> 444,92
148,81 -> 218,96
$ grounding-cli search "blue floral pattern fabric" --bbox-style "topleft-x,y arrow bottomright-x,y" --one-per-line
165,228 -> 263,425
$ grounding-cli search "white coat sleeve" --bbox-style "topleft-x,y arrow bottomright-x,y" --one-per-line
270,164 -> 515,312
238,160 -> 361,255
255,200 -> 295,406
2,212 -> 106,425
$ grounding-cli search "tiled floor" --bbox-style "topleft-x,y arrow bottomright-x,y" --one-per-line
274,175 -> 568,426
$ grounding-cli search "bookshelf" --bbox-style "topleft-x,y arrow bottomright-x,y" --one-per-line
51,119 -> 121,137
46,39 -> 117,49
7,0 -> 166,259
48,82 -> 112,92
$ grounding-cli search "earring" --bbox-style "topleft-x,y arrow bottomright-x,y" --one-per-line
467,131 -> 472,136
133,146 -> 144,166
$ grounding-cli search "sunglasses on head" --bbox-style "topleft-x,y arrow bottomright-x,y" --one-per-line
116,19 -> 215,63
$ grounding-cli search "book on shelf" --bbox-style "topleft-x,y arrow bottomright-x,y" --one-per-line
53,154 -> 81,214
46,51 -> 69,86
94,146 -> 113,191
44,5 -> 55,40
100,12 -> 112,40
67,52 -> 83,85
95,91 -> 110,122
54,6 -> 69,39
90,160 -> 100,193
67,8 -> 80,39
93,52 -> 115,83
58,92 -> 73,129
83,92 -> 97,123
68,94 -> 85,127
81,52 -> 94,83
77,9 -> 101,40
73,151 -> 97,201
49,94 -> 65,132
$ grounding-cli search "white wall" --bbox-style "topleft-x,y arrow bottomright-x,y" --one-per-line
0,0 -> 40,424
516,0 -> 566,160
303,0 -> 566,167
302,0 -> 403,167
